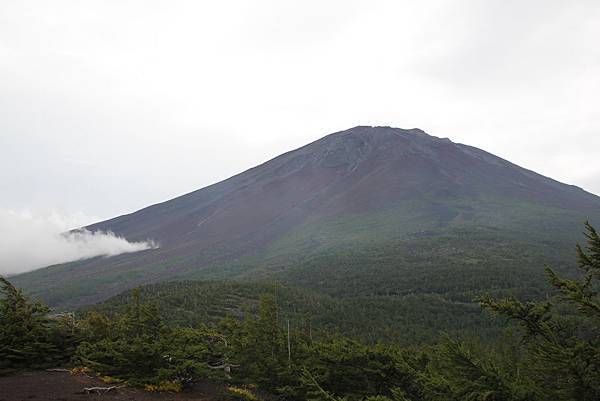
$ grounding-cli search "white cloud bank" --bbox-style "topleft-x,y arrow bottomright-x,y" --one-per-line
0,209 -> 157,276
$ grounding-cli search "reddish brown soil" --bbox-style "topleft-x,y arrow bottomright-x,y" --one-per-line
0,371 -> 222,401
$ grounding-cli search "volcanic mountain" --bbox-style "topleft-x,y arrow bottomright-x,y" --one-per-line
13,126 -> 600,307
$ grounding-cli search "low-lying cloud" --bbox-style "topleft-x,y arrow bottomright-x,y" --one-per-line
0,209 -> 157,276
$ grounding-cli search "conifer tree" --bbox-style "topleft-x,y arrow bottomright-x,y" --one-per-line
478,221 -> 600,401
0,276 -> 76,373
76,288 -> 212,386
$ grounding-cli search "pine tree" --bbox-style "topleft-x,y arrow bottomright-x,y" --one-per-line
423,336 -> 534,401
478,221 -> 600,401
76,288 -> 212,386
0,276 -> 76,373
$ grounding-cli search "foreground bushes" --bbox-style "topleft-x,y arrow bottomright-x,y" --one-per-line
75,292 -> 214,386
0,277 -> 77,374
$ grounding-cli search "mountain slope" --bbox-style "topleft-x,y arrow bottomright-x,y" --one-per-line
13,126 -> 600,307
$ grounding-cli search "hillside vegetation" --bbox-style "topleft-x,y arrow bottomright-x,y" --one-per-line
2,222 -> 599,401
84,280 -> 503,345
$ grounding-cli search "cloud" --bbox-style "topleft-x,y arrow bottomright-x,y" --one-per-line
0,209 -> 157,276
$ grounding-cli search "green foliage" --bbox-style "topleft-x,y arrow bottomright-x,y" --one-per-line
2,222 -> 598,401
0,276 -> 76,374
233,294 -> 289,386
75,289 -> 215,386
300,368 -> 347,401
300,338 -> 421,401
422,336 -> 536,401
85,279 -> 504,346
475,221 -> 600,401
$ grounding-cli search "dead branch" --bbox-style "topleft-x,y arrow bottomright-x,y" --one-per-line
82,385 -> 124,394
46,368 -> 70,372
207,363 -> 240,369
207,361 -> 240,379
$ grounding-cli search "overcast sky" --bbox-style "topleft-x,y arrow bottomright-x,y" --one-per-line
1,1 -> 599,274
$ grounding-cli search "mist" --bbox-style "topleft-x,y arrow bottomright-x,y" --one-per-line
0,209 -> 157,276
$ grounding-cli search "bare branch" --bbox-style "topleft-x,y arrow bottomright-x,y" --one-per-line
82,385 -> 124,394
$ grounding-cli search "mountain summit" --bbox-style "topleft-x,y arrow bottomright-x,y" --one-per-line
14,126 -> 600,306
88,126 -> 599,242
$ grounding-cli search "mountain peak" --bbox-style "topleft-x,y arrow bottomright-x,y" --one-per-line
333,125 -> 438,138
291,126 -> 456,172
322,126 -> 454,148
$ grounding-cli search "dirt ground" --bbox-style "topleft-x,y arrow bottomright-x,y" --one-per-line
0,371 -> 223,401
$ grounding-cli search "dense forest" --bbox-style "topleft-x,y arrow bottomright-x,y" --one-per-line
84,279 -> 504,346
1,222 -> 599,401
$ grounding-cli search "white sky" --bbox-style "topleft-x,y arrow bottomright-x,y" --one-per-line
1,0 -> 599,225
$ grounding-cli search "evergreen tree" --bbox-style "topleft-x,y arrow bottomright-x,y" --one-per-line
227,293 -> 292,388
0,276 -> 76,374
478,221 -> 600,401
76,288 -> 213,386
423,336 -> 535,401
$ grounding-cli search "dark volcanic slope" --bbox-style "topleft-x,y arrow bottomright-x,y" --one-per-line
13,126 -> 600,307
87,126 -> 599,243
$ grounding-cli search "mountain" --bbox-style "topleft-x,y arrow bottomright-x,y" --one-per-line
12,126 -> 600,309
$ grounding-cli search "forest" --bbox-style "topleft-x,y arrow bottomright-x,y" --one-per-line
1,222 -> 599,401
